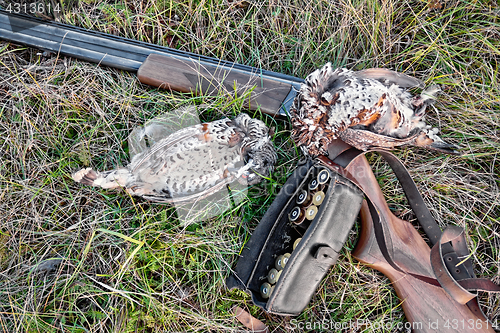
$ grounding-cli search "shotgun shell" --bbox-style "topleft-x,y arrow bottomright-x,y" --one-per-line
276,253 -> 291,270
312,191 -> 325,206
275,255 -> 285,270
296,189 -> 311,205
317,169 -> 330,184
308,178 -> 319,191
282,253 -> 291,267
293,238 -> 302,250
267,268 -> 281,284
289,206 -> 307,226
260,282 -> 273,299
305,205 -> 318,220
289,206 -> 302,222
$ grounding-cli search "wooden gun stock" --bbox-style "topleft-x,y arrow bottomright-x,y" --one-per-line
346,156 -> 494,333
137,54 -> 297,117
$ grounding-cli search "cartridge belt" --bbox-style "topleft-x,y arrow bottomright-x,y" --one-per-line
226,158 -> 364,315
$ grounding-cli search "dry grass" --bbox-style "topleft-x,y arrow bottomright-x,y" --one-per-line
1,0 -> 499,332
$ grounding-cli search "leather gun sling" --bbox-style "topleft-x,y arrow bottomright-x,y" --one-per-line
318,155 -> 442,287
329,147 -> 499,320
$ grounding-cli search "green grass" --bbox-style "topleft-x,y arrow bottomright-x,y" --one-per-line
1,0 -> 499,332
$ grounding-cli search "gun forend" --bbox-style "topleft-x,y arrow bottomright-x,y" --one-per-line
137,54 -> 298,117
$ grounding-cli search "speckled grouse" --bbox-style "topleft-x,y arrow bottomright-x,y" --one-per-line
72,113 -> 277,203
291,63 -> 459,157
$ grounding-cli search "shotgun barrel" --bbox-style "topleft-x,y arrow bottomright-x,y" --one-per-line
0,9 -> 302,116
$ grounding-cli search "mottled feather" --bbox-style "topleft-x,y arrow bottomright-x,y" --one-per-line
72,113 -> 277,203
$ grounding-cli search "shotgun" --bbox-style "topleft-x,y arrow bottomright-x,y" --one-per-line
0,9 -> 301,117
1,9 -> 496,331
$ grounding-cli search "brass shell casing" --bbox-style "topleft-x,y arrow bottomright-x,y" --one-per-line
293,238 -> 302,250
312,191 -> 325,206
305,205 -> 318,220
267,268 -> 281,284
275,253 -> 291,270
260,282 -> 273,299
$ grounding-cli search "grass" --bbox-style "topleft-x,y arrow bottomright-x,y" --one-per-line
0,0 -> 499,332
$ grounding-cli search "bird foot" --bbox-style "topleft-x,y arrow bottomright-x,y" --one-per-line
72,168 -> 98,186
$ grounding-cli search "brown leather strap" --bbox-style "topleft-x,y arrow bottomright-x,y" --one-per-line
316,155 -> 360,188
335,149 -> 472,278
364,195 -> 443,286
319,154 -> 442,287
335,148 -> 443,245
431,225 -> 500,304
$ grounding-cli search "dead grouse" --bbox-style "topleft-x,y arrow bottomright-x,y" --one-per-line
72,113 -> 277,203
291,63 -> 459,156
